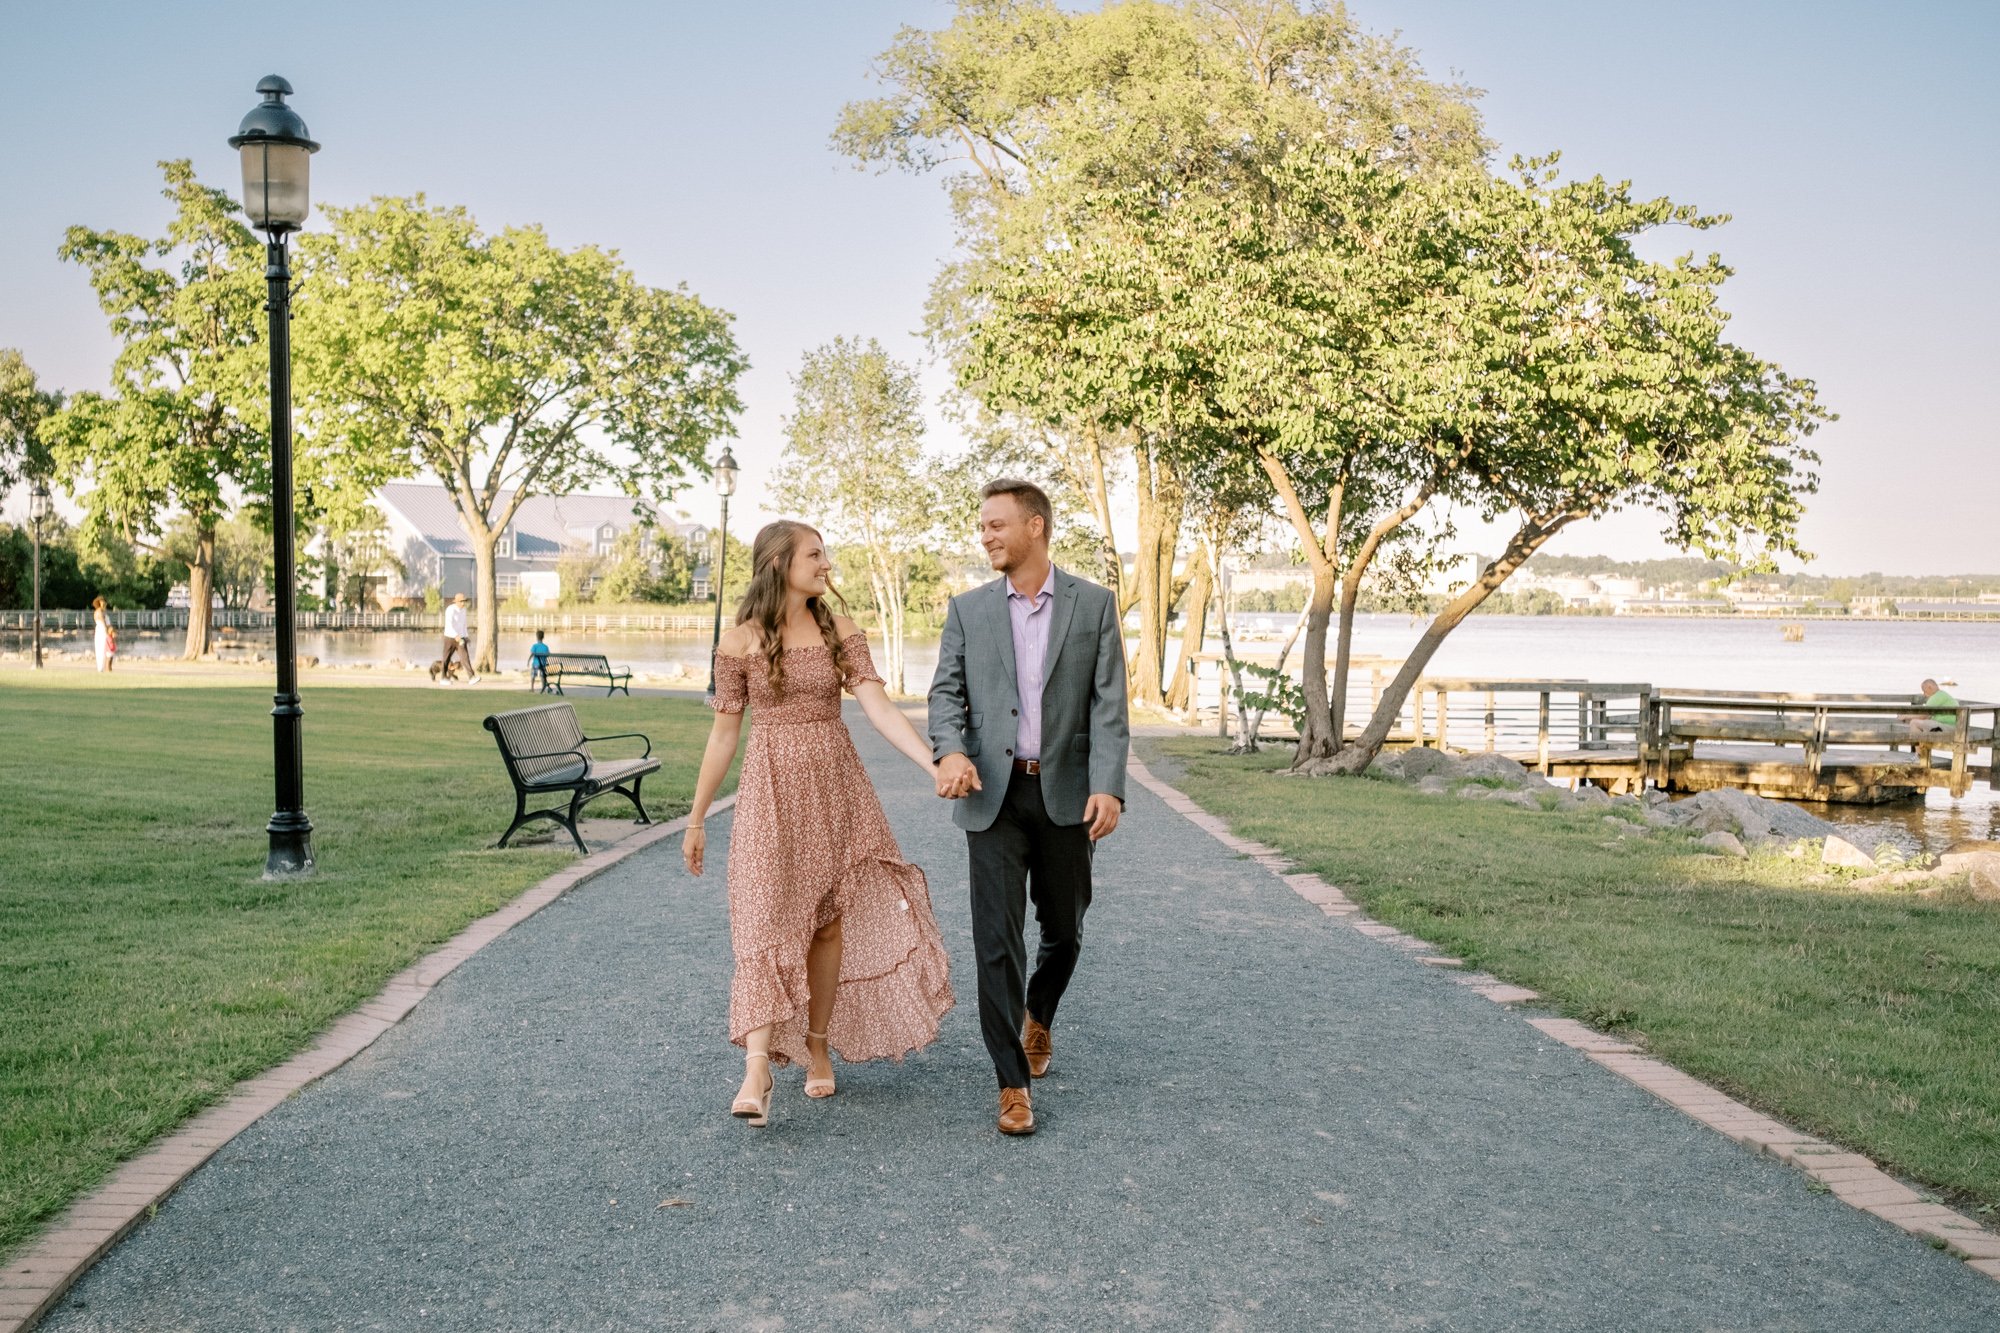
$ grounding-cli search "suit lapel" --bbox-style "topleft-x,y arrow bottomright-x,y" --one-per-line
1038,567 -> 1081,696
984,575 -> 1017,689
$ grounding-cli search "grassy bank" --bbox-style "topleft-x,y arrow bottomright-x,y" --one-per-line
0,673 -> 731,1258
1151,737 -> 2000,1214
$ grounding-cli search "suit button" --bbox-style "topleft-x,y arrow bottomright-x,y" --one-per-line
1005,748 -> 1013,756
1011,708 -> 1018,715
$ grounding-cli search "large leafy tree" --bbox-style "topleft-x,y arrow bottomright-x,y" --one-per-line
965,141 -> 1828,769
41,161 -> 268,657
839,0 -> 1485,707
295,197 -> 748,671
771,337 -> 939,693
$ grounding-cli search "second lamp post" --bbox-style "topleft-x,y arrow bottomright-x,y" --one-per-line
29,478 -> 50,670
705,445 -> 739,699
229,74 -> 319,878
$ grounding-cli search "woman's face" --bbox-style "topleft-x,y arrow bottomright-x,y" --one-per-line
786,531 -> 832,600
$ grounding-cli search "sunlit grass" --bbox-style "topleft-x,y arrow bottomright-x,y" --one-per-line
0,674 -> 729,1258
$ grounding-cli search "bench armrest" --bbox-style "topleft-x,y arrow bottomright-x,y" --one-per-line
584,731 -> 652,758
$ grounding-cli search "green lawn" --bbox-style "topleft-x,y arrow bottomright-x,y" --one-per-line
0,673 -> 729,1259
1152,737 -> 2000,1215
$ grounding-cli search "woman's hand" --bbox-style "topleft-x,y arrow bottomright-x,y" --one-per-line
683,823 -> 706,876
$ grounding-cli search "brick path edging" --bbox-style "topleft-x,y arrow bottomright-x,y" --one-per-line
0,799 -> 732,1333
1123,756 -> 2000,1285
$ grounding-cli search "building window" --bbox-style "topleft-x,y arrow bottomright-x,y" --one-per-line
496,527 -> 514,559
596,523 -> 616,557
497,572 -> 520,594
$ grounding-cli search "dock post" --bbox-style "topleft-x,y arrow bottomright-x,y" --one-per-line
1437,689 -> 1450,751
1484,690 -> 1496,753
1951,707 -> 1972,798
1537,691 -> 1550,774
1413,688 -> 1425,749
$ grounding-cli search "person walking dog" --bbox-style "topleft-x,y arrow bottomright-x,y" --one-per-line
928,478 -> 1130,1136
441,593 -> 477,684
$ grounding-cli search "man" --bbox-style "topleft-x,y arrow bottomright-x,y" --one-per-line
1901,677 -> 1958,734
441,593 -> 479,685
928,479 -> 1129,1136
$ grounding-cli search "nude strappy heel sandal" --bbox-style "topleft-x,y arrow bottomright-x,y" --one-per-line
804,1030 -> 837,1099
731,1052 -> 773,1127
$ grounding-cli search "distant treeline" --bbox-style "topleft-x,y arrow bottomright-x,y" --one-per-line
1525,554 -> 2000,600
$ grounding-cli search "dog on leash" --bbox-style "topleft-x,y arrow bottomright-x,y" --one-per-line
427,657 -> 463,683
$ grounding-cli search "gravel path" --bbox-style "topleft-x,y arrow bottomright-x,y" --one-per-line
41,705 -> 2000,1330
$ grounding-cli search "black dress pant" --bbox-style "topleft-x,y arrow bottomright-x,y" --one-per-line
967,769 -> 1094,1088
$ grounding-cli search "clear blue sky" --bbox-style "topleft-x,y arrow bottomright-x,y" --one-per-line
2,1 -> 1993,574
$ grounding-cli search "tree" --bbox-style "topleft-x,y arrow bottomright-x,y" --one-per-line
841,0 -> 1486,707
296,197 -> 748,671
0,349 -> 61,494
41,161 -> 267,658
771,337 -> 937,693
1315,159 -> 1829,771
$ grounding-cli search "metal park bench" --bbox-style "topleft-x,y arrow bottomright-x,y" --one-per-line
483,703 -> 659,852
543,651 -> 634,697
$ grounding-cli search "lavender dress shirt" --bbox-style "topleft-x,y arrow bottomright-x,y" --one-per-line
1006,566 -> 1057,762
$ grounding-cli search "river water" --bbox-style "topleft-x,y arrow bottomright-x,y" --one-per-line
15,613 -> 1996,853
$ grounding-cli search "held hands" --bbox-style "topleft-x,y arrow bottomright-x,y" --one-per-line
682,823 -> 706,876
934,752 -> 982,800
1084,793 -> 1121,842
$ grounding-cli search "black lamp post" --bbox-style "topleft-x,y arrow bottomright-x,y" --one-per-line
705,445 -> 739,698
229,75 -> 320,878
28,478 -> 50,671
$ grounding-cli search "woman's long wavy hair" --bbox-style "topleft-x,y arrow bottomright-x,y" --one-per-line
734,520 -> 850,701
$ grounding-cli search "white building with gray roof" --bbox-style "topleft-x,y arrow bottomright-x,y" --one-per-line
372,482 -> 706,607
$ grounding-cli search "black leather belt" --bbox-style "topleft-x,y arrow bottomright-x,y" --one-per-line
1012,758 -> 1041,776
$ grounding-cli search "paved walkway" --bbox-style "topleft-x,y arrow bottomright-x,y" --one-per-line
40,707 -> 2000,1330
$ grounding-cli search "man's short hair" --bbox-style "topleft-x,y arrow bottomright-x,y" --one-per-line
980,477 -> 1053,541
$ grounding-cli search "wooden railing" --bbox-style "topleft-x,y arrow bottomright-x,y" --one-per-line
1650,692 -> 1999,798
0,609 -> 728,634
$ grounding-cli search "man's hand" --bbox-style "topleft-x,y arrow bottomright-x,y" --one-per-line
935,752 -> 982,800
682,823 -> 706,876
1084,793 -> 1121,841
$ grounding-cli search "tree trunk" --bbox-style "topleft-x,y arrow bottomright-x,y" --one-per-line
1164,546 -> 1212,713
181,523 -> 216,659
1128,439 -> 1184,709
472,540 -> 499,673
1289,568 -> 1340,762
1325,517 -> 1574,774
1331,564 -> 1363,751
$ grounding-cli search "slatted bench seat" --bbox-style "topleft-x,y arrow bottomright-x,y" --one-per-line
483,702 -> 659,853
545,652 -> 634,697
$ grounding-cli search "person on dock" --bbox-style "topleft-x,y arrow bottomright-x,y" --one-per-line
440,593 -> 477,685
1900,677 -> 1957,733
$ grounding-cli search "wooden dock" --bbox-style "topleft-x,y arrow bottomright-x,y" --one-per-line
1181,658 -> 1997,804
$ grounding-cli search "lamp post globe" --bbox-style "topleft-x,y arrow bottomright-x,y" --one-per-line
706,445 -> 741,699
230,75 -> 318,878
28,478 -> 50,671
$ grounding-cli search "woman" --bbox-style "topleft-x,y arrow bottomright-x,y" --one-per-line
92,596 -> 115,673
683,521 -> 953,1126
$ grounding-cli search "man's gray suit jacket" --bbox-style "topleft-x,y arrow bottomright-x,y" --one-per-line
927,567 -> 1130,833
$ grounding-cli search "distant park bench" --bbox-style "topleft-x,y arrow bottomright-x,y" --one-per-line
483,702 -> 659,853
543,652 -> 633,697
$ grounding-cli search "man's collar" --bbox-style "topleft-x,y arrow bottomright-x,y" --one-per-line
1006,564 -> 1057,602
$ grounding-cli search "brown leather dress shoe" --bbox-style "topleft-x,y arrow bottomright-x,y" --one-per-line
1022,1015 -> 1053,1079
998,1087 -> 1036,1136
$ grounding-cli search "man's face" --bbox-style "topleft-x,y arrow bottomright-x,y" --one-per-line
1922,679 -> 1939,695
978,494 -> 1043,573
